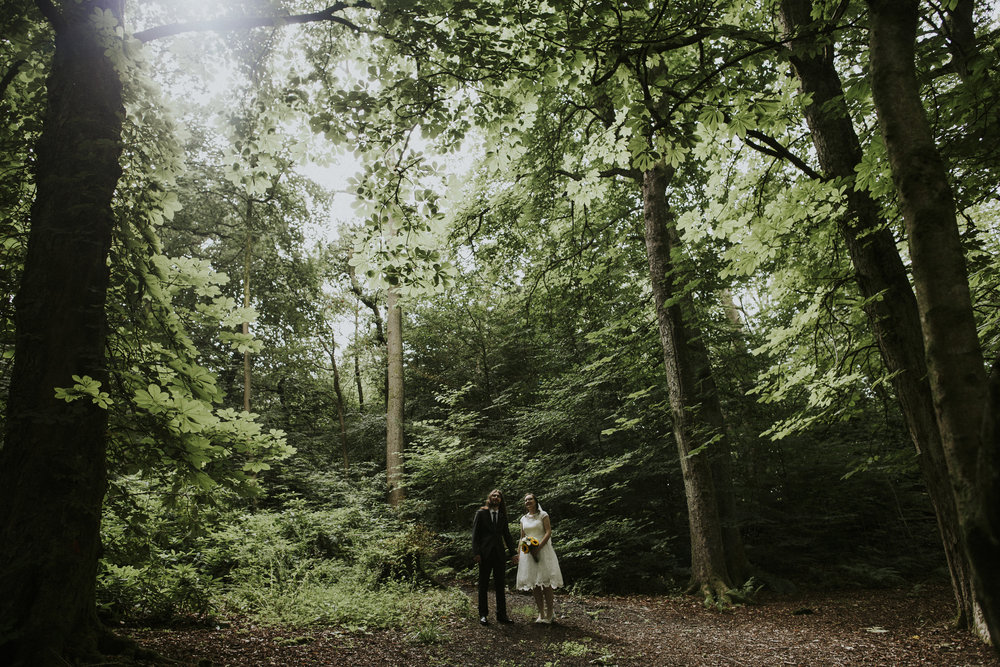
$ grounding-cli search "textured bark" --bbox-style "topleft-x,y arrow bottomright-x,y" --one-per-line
868,0 -> 1000,650
386,286 -> 405,507
642,163 -> 747,599
0,1 -> 126,663
779,0 -> 981,635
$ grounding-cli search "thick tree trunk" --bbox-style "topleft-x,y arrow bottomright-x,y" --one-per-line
642,163 -> 747,601
330,335 -> 349,470
779,0 -> 982,636
867,0 -> 1000,650
0,1 -> 126,664
386,286 -> 405,506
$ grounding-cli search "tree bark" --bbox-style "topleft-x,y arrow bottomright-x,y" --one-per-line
0,1 -> 127,663
242,205 -> 253,413
642,162 -> 747,601
386,285 -> 405,507
330,334 -> 349,470
353,300 -> 365,412
943,0 -> 976,82
867,0 -> 1000,650
779,0 -> 982,636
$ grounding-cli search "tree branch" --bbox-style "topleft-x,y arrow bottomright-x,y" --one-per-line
555,166 -> 641,181
134,1 -> 373,43
0,60 -> 26,104
348,267 -> 386,346
744,129 -> 823,181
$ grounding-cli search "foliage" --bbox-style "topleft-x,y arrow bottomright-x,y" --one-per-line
7,2 -> 995,648
98,474 -> 466,628
0,3 -> 50,433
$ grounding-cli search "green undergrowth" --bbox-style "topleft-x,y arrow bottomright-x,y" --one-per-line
230,575 -> 468,628
98,475 -> 467,629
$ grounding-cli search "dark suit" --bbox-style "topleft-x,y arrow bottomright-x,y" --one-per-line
472,507 -> 515,619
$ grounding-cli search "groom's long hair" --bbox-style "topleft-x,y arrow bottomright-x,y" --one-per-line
481,489 -> 507,517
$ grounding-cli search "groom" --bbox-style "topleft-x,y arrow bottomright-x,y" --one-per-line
472,488 -> 518,625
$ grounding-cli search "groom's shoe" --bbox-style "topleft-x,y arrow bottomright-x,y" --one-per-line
498,616 -> 514,624
479,616 -> 489,626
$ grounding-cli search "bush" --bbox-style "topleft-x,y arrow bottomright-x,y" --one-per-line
97,558 -> 216,624
98,473 -> 466,628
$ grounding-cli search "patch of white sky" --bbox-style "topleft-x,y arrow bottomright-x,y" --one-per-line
130,0 -> 493,350
133,0 -> 485,251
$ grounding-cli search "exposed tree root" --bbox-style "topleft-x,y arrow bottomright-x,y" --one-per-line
687,574 -> 764,610
686,577 -> 735,610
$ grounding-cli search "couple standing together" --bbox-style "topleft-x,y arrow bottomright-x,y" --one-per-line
472,489 -> 563,626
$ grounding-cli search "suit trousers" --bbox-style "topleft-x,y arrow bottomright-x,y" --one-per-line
477,550 -> 507,618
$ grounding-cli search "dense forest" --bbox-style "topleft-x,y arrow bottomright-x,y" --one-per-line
1,0 -> 999,664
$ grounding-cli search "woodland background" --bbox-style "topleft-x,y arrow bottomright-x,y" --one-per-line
1,0 -> 999,664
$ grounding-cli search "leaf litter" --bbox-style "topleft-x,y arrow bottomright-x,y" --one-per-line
122,582 -> 998,666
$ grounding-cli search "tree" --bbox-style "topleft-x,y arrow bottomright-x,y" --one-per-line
506,0 -> 751,600
0,1 -> 128,662
386,279 -> 405,506
0,1 -> 371,661
643,161 -> 748,599
866,0 -> 1000,649
327,328 -> 350,470
776,0 -> 980,634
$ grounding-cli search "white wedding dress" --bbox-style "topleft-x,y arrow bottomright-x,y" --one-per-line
515,510 -> 564,590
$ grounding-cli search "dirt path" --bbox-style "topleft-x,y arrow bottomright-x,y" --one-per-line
126,583 -> 998,665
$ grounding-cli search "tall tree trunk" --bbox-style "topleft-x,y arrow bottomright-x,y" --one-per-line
867,0 -> 1000,650
353,300 -> 365,412
386,285 -> 405,507
330,335 -> 349,470
0,1 -> 128,663
779,0 -> 982,635
642,162 -> 747,601
242,208 -> 252,413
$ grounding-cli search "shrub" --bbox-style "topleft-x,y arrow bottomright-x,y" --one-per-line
98,473 -> 466,629
97,558 -> 216,624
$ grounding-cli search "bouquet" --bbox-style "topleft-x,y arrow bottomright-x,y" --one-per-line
519,536 -> 539,562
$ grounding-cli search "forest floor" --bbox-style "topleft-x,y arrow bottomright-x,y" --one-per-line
123,582 -> 998,666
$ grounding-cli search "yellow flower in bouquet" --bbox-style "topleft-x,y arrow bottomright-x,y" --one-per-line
519,536 -> 539,561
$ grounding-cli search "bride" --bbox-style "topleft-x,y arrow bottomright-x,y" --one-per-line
516,492 -> 564,623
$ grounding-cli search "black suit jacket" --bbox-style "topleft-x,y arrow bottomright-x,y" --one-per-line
472,507 -> 515,561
